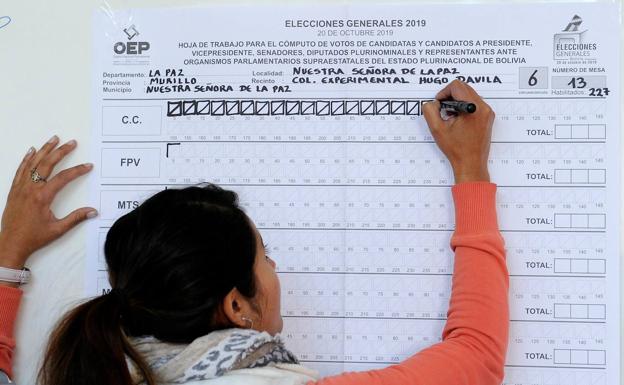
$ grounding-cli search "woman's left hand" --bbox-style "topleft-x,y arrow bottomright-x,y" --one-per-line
0,136 -> 97,270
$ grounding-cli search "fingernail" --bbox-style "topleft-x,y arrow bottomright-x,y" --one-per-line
86,210 -> 99,219
84,163 -> 94,170
26,147 -> 35,156
47,135 -> 59,144
67,139 -> 77,146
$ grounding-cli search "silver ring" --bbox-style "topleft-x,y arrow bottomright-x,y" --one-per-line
30,169 -> 47,183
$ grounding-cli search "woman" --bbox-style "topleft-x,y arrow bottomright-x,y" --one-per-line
0,80 -> 508,384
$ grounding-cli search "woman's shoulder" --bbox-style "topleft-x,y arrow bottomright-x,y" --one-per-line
167,363 -> 319,385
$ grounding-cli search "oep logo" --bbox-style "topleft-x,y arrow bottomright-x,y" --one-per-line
114,24 -> 150,55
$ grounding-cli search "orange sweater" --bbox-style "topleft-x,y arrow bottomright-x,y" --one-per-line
0,285 -> 21,379
0,182 -> 508,384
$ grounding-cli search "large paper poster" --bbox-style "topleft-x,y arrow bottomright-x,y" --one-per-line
88,3 -> 621,384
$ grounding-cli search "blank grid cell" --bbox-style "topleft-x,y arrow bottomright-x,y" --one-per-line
588,124 -> 606,139
571,350 -> 588,364
588,304 -> 606,319
570,259 -> 588,273
554,169 -> 572,183
554,214 -> 572,228
588,259 -> 606,273
554,303 -> 571,318
588,214 -> 606,228
555,125 -> 572,139
571,125 -> 589,139
570,304 -> 588,318
588,350 -> 606,365
554,349 -> 571,364
571,214 -> 588,228
571,169 -> 589,183
588,169 -> 607,183
554,258 -> 572,273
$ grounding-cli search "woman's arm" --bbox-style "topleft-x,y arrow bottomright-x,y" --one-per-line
0,286 -> 21,379
311,80 -> 509,385
0,137 -> 96,379
312,183 -> 508,385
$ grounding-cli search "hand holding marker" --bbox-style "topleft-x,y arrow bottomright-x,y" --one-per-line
422,80 -> 495,184
437,98 -> 476,121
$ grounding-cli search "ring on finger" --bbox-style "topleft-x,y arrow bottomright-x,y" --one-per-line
30,168 -> 47,183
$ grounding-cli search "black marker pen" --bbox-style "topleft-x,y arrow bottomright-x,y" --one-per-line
440,100 -> 477,114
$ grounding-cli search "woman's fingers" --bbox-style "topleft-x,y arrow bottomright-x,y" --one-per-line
34,139 -> 78,180
53,207 -> 98,237
422,100 -> 444,132
29,135 -> 60,174
47,163 -> 94,197
12,147 -> 36,187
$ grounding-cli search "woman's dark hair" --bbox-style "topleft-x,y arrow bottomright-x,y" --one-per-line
38,184 -> 258,385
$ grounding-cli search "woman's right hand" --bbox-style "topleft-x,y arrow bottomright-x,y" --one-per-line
422,80 -> 495,183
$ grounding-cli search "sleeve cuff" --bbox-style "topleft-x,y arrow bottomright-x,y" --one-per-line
451,182 -> 499,235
